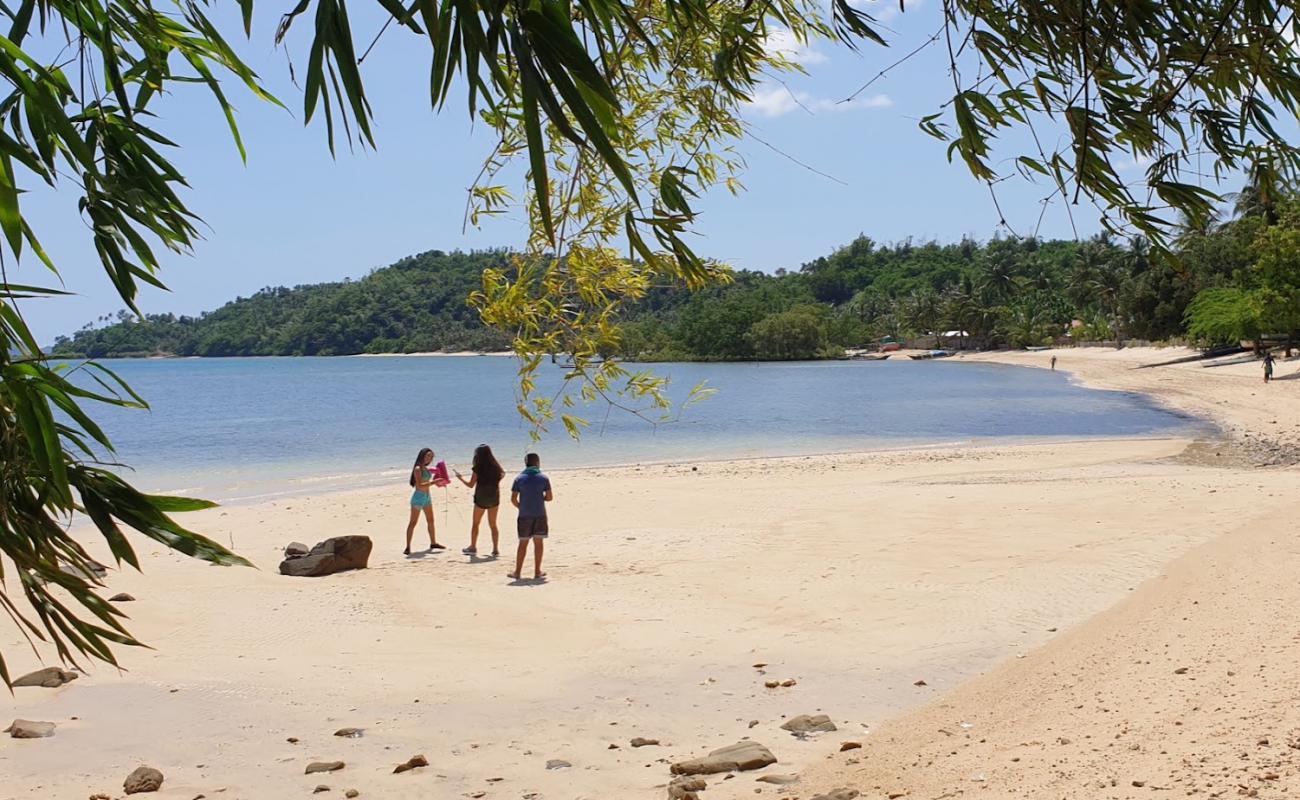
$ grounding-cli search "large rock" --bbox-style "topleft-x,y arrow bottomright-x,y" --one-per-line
5,719 -> 55,738
12,667 -> 78,688
780,714 -> 837,734
280,537 -> 372,577
123,766 -> 164,794
670,741 -> 777,775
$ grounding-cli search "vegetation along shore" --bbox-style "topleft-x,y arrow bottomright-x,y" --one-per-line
50,192 -> 1300,360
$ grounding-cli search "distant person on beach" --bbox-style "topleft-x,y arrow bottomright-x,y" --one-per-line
1264,351 -> 1276,383
1050,355 -> 1057,371
455,444 -> 505,557
509,452 -> 553,581
405,447 -> 444,555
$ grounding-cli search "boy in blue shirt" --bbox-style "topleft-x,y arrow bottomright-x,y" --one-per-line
510,452 -> 553,580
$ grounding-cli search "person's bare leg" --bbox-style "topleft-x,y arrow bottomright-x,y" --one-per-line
467,506 -> 485,552
510,538 -> 528,579
533,538 -> 545,580
405,507 -> 420,555
487,506 -> 500,555
424,505 -> 437,548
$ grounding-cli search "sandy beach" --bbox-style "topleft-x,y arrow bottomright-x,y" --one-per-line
4,347 -> 1298,799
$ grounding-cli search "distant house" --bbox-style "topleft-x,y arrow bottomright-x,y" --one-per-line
936,330 -> 970,349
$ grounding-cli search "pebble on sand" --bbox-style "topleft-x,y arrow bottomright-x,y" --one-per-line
109,593 -> 136,602
839,741 -> 862,751
668,776 -> 707,799
345,791 -> 359,798
333,727 -> 364,738
393,754 -> 428,774
305,762 -> 345,775
123,766 -> 164,795
545,759 -> 572,770
631,737 -> 661,748
809,790 -> 860,800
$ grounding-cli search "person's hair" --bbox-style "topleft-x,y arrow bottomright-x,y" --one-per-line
410,448 -> 433,487
525,452 -> 541,468
472,444 -> 504,482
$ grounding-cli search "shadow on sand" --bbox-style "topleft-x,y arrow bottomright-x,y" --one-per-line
507,575 -> 548,587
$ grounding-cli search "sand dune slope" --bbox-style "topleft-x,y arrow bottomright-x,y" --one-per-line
801,496 -> 1300,800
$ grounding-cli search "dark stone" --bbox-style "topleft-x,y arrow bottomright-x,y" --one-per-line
393,754 -> 428,774
280,537 -> 372,577
305,762 -> 345,775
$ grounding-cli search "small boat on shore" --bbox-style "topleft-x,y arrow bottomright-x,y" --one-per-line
909,350 -> 953,360
1025,345 -> 1051,352
852,353 -> 891,361
1201,354 -> 1258,368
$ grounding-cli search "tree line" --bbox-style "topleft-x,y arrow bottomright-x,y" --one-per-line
52,197 -> 1300,361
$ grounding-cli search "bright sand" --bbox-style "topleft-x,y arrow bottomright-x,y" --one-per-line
4,347 -> 1299,799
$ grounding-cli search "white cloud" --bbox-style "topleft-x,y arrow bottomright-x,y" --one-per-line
818,93 -> 894,112
765,28 -> 828,66
1116,154 -> 1153,172
744,84 -> 893,118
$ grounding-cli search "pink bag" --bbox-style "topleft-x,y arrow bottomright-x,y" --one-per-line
431,461 -> 451,488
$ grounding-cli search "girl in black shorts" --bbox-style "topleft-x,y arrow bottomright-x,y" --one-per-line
455,444 -> 505,557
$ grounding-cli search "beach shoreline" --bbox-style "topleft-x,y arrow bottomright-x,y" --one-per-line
5,346 -> 1298,799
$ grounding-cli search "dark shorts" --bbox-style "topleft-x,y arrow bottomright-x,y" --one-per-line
517,516 -> 549,539
474,491 -> 500,510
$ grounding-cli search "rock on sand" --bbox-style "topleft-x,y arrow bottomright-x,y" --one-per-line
12,667 -> 78,688
393,754 -> 428,774
668,776 -> 707,799
780,714 -> 837,734
123,766 -> 164,794
280,536 -> 372,577
5,719 -> 56,738
670,741 -> 777,775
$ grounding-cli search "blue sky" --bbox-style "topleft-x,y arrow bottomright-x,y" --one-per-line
19,0 -> 1117,343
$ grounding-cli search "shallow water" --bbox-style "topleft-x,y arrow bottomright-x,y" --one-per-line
72,355 -> 1207,502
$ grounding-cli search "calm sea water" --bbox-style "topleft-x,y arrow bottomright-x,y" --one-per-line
73,356 -> 1207,502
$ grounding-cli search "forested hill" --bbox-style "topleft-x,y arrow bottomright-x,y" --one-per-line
52,213 -> 1271,360
52,250 -> 514,357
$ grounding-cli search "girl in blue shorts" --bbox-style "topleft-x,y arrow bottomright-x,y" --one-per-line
405,448 -> 443,555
